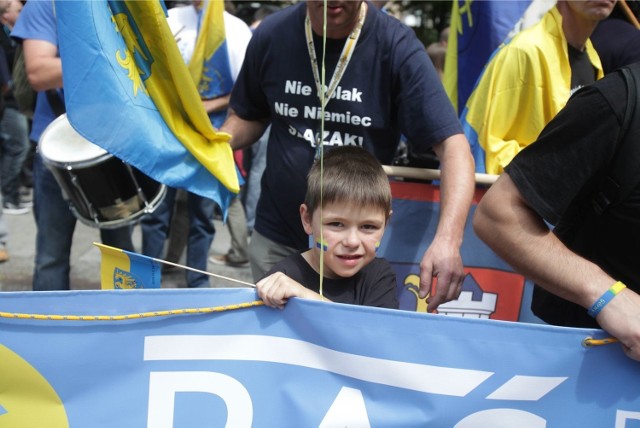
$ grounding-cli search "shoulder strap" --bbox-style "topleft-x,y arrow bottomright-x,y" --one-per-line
45,89 -> 66,118
592,62 -> 640,215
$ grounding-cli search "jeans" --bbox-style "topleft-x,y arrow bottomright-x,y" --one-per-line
0,108 -> 29,204
32,151 -> 134,291
141,187 -> 215,288
0,191 -> 7,249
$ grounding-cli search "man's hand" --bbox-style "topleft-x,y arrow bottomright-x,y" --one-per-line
596,287 -> 640,362
418,237 -> 464,312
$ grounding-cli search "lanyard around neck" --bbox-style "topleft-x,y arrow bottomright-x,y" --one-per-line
304,2 -> 367,110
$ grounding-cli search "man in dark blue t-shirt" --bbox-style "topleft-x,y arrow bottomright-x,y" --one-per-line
221,0 -> 475,312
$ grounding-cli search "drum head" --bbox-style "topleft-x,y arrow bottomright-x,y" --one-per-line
39,114 -> 108,163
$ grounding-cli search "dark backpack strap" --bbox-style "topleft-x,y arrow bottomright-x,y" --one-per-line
592,62 -> 640,215
45,88 -> 66,118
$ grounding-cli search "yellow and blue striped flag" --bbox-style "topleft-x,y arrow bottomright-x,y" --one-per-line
188,0 -> 233,102
95,243 -> 161,289
443,0 -> 535,114
55,0 -> 240,213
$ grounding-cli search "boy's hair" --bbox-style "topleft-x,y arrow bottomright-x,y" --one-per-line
304,146 -> 392,221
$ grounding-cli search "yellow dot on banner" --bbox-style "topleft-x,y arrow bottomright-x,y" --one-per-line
0,344 -> 69,427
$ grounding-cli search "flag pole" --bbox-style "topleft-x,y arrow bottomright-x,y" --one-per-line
619,0 -> 640,29
383,165 -> 498,186
152,257 -> 256,288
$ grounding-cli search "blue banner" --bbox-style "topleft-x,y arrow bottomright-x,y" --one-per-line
379,181 -> 540,323
0,288 -> 637,427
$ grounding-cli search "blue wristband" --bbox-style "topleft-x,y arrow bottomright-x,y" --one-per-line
587,281 -> 626,318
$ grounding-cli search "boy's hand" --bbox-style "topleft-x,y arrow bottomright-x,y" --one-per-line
256,272 -> 321,309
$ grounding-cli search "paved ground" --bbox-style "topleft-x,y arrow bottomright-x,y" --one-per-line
0,204 -> 254,292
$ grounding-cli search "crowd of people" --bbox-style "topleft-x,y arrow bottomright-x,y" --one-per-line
2,0 -> 640,362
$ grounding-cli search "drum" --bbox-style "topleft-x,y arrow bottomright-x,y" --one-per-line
39,114 -> 166,229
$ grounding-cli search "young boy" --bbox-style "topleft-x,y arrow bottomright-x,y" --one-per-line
256,146 -> 399,309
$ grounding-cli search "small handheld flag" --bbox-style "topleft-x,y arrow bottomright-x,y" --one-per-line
95,243 -> 162,290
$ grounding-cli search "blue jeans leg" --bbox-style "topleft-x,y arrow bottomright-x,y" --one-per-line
32,151 -> 135,290
141,187 -> 176,259
185,193 -> 215,288
32,151 -> 76,291
0,108 -> 29,204
141,189 -> 214,287
0,191 -> 7,249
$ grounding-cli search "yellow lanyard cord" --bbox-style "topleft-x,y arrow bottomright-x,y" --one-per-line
307,1 -> 367,300
0,300 -> 264,322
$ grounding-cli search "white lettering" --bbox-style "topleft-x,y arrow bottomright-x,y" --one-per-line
616,410 -> 640,428
343,133 -> 359,146
274,102 -> 298,118
455,409 -> 546,428
331,86 -> 363,103
302,106 -> 372,127
145,335 -> 493,396
284,79 -> 297,94
147,371 -> 252,428
285,80 -> 312,96
303,129 -> 316,146
329,131 -> 342,146
320,387 -> 371,428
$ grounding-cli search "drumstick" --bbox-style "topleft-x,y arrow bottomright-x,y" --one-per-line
173,25 -> 186,43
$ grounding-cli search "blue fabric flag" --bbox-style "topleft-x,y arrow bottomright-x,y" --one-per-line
55,0 -> 239,213
189,0 -> 234,101
444,0 -> 535,114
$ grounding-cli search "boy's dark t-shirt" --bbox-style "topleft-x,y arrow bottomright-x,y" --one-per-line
262,253 -> 399,309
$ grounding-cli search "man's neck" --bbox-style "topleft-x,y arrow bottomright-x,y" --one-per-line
557,4 -> 598,51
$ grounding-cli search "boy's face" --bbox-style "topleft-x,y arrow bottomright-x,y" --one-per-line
301,201 -> 387,279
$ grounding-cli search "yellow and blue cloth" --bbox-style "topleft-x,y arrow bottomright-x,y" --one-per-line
55,0 -> 239,214
443,0 -> 531,114
459,6 -> 603,174
188,0 -> 234,101
95,243 -> 161,289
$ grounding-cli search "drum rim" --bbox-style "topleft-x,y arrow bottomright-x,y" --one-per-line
39,113 -> 110,165
72,184 -> 168,229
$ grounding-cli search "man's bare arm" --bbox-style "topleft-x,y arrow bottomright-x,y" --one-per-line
473,173 -> 640,361
23,39 -> 62,91
420,133 -> 475,311
219,108 -> 269,151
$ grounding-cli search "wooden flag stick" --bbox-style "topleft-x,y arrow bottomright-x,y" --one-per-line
153,257 -> 256,288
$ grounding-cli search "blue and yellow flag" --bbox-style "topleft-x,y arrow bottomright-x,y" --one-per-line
95,243 -> 162,289
188,0 -> 233,101
443,0 -> 533,114
55,0 -> 239,213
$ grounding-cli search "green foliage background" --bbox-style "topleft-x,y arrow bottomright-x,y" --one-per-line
229,1 -> 454,47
